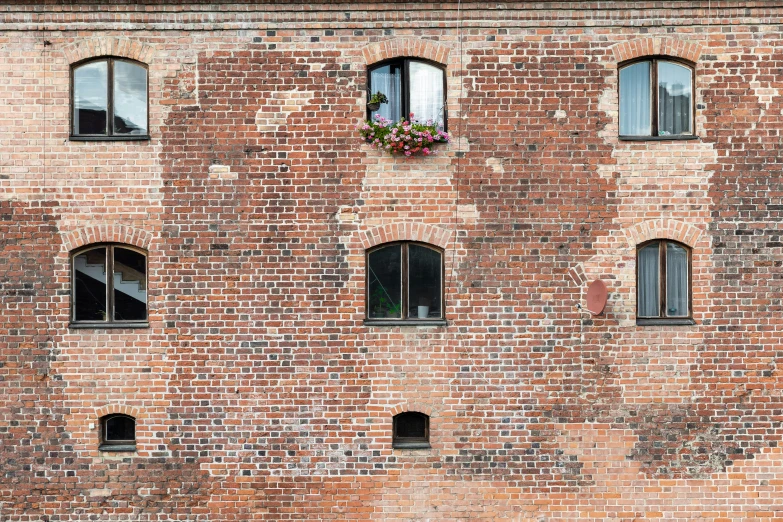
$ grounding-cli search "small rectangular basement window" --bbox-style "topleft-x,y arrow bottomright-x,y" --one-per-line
392,412 -> 430,449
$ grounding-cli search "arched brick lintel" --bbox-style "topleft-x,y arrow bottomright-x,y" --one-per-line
63,225 -> 154,253
610,37 -> 703,64
623,219 -> 705,249
62,37 -> 156,65
360,223 -> 453,250
361,38 -> 451,67
96,404 -> 141,421
390,403 -> 434,418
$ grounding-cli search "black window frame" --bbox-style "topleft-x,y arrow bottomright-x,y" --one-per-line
367,57 -> 448,130
392,412 -> 430,449
70,56 -> 150,141
618,56 -> 696,141
636,239 -> 694,325
70,243 -> 149,329
364,241 -> 446,326
99,414 -> 137,452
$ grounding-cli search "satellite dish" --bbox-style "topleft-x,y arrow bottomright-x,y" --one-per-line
585,279 -> 608,316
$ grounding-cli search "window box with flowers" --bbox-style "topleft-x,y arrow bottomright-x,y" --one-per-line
358,113 -> 450,157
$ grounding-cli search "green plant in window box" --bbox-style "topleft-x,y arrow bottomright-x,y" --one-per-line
358,113 -> 450,157
366,91 -> 388,112
370,284 -> 401,319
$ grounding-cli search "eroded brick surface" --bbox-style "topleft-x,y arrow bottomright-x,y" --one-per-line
1,2 -> 783,520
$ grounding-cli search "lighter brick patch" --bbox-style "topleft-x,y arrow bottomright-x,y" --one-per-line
486,156 -> 505,173
457,203 -> 479,224
208,164 -> 236,179
255,89 -> 314,133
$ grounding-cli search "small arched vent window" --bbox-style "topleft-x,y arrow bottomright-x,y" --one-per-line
71,57 -> 149,139
100,414 -> 136,451
392,412 -> 430,449
619,57 -> 694,139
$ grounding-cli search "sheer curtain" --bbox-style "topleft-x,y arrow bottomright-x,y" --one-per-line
619,61 -> 651,136
638,243 -> 659,316
658,61 -> 692,136
666,243 -> 688,316
409,62 -> 444,126
370,64 -> 401,122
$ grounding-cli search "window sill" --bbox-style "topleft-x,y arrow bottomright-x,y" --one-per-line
69,135 -> 151,142
392,442 -> 431,450
636,318 -> 696,326
619,135 -> 698,142
98,444 -> 137,452
364,319 -> 447,327
69,322 -> 149,329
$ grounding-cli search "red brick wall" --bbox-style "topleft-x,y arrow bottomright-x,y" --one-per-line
1,2 -> 782,520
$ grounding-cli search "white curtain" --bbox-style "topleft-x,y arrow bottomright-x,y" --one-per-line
370,64 -> 401,121
409,61 -> 444,126
658,61 -> 692,136
638,243 -> 659,316
619,61 -> 651,136
666,242 -> 688,316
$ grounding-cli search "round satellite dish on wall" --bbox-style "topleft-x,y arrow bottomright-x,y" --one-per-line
585,279 -> 608,316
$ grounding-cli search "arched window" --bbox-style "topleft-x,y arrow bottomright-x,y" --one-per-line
368,58 -> 446,128
71,57 -> 148,139
366,242 -> 444,322
100,414 -> 136,451
637,239 -> 692,323
393,412 -> 430,449
71,244 -> 148,327
619,57 -> 694,138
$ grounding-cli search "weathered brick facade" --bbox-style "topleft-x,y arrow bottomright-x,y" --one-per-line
1,1 -> 783,520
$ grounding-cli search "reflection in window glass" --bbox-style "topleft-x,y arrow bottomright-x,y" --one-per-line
74,247 -> 107,322
619,61 -> 651,136
105,415 -> 135,442
658,61 -> 692,136
370,63 -> 402,122
74,61 -> 108,135
666,242 -> 688,316
113,247 -> 147,321
407,244 -> 441,319
113,61 -> 148,135
409,61 -> 445,126
368,245 -> 402,319
72,244 -> 148,324
368,59 -> 446,128
637,243 -> 659,317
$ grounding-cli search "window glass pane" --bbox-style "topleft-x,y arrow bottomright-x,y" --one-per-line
113,247 -> 147,321
105,416 -> 135,442
409,61 -> 445,127
395,413 -> 426,439
658,61 -> 692,136
74,61 -> 108,135
370,63 -> 402,122
73,248 -> 107,321
619,61 -> 651,136
666,242 -> 688,317
408,244 -> 441,319
638,243 -> 659,317
368,245 -> 402,319
113,61 -> 148,135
